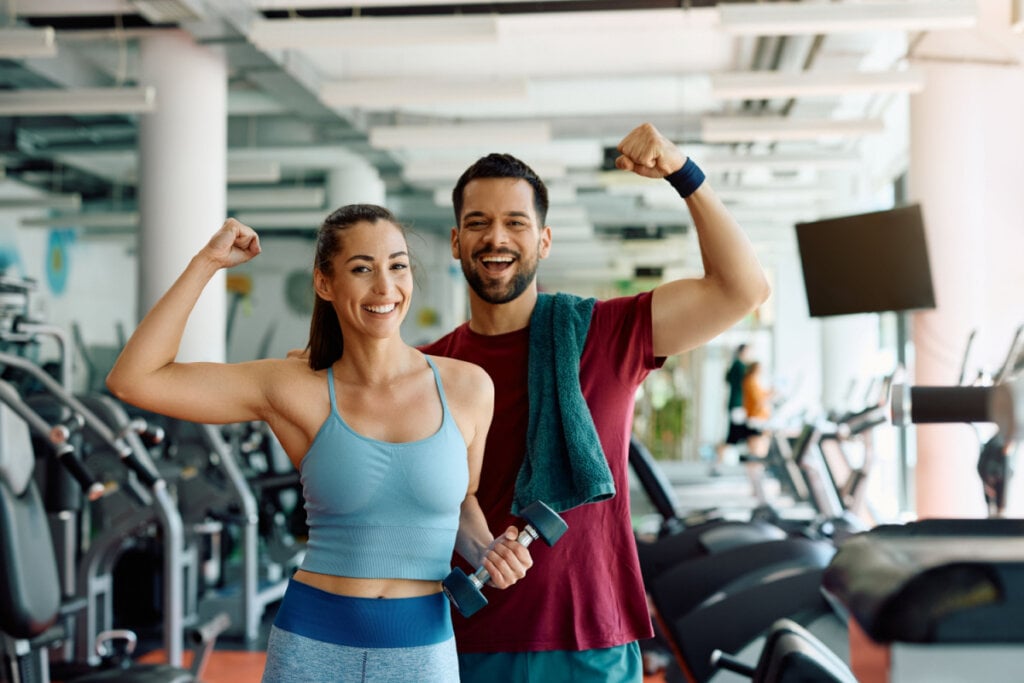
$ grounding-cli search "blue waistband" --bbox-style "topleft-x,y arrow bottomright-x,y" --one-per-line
273,579 -> 453,648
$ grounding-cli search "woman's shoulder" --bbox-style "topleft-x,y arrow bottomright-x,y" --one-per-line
252,356 -> 324,395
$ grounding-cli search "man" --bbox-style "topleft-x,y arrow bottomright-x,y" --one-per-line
420,122 -> 771,682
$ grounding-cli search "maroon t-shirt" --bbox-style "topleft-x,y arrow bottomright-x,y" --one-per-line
420,292 -> 659,652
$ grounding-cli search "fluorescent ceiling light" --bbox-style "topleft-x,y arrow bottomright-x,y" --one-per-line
711,69 -> 926,100
129,0 -> 203,23
229,90 -> 288,116
0,27 -> 57,58
637,185 -> 830,211
700,151 -> 862,172
232,210 -> 325,230
21,211 -> 138,229
257,0 -> 594,6
227,186 -> 325,209
321,78 -> 528,110
616,183 -> 834,207
718,0 -> 978,35
407,159 -> 565,184
701,116 -> 885,143
712,186 -> 836,204
371,122 -> 551,151
0,193 -> 81,211
596,151 -> 861,183
14,2 -> 132,16
248,15 -> 498,50
0,87 -> 156,116
227,160 -> 281,184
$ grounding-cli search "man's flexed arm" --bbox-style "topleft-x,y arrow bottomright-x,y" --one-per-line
615,123 -> 770,358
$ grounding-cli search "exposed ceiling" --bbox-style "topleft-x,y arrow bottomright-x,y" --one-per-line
0,0 -> 996,289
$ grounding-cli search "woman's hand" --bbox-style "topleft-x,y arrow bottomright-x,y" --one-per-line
205,218 -> 262,269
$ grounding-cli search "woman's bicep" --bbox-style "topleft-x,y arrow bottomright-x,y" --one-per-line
107,360 -> 271,425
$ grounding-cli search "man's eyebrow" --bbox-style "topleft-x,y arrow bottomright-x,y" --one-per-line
461,210 -> 531,220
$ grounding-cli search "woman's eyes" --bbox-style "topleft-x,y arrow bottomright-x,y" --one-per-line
350,262 -> 408,274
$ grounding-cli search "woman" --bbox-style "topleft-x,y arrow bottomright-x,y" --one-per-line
107,205 -> 532,682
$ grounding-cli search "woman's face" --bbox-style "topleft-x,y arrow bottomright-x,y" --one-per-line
314,219 -> 412,342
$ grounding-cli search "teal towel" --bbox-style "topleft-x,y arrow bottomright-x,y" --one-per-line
513,292 -> 616,515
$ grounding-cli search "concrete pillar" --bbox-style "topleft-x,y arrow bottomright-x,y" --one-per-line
137,31 -> 227,362
820,315 -> 882,415
908,30 -> 1024,517
326,162 -> 386,208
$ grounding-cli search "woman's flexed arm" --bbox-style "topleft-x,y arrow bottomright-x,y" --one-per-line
107,219 -> 268,424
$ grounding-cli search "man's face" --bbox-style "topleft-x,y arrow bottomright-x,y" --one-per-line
451,177 -> 551,304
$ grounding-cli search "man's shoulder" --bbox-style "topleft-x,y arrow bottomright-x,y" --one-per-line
588,291 -> 651,328
418,324 -> 466,356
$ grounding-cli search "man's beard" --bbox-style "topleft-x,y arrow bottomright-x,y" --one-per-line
462,248 -> 538,304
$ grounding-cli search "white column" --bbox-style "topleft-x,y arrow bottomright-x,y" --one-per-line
908,50 -> 1024,517
326,162 -> 386,208
820,315 -> 881,416
137,31 -> 227,362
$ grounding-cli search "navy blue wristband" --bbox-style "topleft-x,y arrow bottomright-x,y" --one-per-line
665,157 -> 705,198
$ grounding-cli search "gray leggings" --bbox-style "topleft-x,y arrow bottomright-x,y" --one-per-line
260,579 -> 459,682
261,624 -> 458,682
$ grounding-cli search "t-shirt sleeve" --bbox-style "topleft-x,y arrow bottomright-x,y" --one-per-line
587,291 -> 664,387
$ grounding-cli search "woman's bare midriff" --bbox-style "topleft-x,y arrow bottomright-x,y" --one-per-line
293,569 -> 442,599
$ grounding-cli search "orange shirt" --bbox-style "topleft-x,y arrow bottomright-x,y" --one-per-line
743,375 -> 771,420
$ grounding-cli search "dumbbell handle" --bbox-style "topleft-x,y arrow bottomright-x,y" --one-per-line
466,525 -> 540,590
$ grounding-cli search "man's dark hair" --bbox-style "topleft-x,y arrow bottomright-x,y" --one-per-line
451,153 -> 549,226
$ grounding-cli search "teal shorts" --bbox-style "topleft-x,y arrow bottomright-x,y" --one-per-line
458,642 -> 642,683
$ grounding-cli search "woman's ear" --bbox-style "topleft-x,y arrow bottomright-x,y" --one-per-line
312,269 -> 333,302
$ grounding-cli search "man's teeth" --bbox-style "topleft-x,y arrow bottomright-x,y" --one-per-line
364,304 -> 396,314
482,256 -> 514,263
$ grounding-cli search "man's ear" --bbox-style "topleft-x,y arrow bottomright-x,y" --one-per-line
450,226 -> 460,260
538,224 -> 552,259
312,270 -> 332,302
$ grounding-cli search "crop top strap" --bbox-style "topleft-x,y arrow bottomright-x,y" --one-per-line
326,358 -> 447,417
424,356 -> 451,418
326,365 -> 338,411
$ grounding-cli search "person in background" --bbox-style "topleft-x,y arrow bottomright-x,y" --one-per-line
714,342 -> 753,475
107,205 -> 532,682
741,359 -> 775,503
742,360 -> 773,456
420,122 -> 771,682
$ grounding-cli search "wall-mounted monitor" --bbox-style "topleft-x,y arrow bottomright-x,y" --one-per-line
795,203 -> 937,318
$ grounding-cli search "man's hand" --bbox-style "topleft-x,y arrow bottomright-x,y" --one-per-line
614,122 -> 686,179
481,526 -> 534,589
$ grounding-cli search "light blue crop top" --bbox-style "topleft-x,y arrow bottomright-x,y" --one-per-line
298,356 -> 469,581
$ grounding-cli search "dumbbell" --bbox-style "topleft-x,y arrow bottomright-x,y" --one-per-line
443,500 -> 568,618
